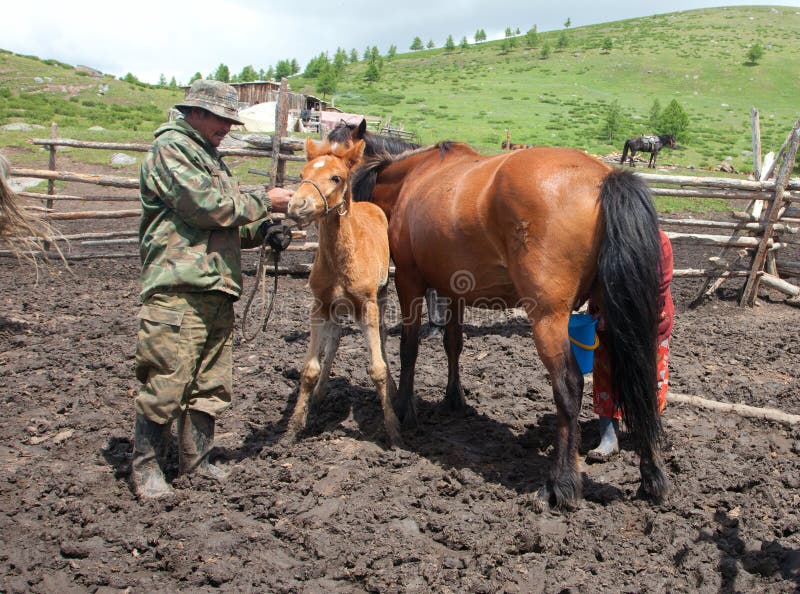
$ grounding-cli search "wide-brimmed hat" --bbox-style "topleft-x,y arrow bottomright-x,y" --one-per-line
175,79 -> 244,125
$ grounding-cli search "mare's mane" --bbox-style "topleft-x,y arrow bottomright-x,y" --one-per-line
351,141 -> 467,203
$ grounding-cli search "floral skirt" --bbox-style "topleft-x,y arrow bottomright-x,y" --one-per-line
592,336 -> 670,419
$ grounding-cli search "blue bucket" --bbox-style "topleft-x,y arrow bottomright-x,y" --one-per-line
568,313 -> 599,374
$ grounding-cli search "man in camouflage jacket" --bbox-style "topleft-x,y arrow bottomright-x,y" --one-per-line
132,79 -> 292,499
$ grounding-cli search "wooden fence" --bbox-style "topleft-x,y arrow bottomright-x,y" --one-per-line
3,100 -> 800,307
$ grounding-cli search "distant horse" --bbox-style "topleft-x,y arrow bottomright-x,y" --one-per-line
328,119 -> 447,331
501,140 -> 533,150
352,142 -> 668,509
284,137 -> 402,446
621,134 -> 676,168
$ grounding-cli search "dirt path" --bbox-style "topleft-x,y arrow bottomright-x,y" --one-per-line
1,240 -> 799,592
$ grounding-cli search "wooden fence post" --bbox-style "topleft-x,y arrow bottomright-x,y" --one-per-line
47,122 -> 57,211
751,107 -> 761,180
739,127 -> 800,306
270,78 -> 289,188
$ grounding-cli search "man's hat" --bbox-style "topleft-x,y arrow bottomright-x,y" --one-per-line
175,79 -> 244,125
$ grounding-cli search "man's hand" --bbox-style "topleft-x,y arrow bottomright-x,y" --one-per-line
260,222 -> 292,252
267,187 -> 293,214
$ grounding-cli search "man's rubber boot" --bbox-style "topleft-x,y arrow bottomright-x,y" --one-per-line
586,416 -> 620,462
131,414 -> 174,499
178,410 -> 228,481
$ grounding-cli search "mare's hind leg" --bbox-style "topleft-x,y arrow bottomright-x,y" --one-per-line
287,319 -> 339,439
442,299 -> 467,413
530,312 -> 585,510
360,296 -> 402,446
629,149 -> 637,167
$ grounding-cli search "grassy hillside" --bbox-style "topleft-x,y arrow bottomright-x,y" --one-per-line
299,5 -> 800,172
1,6 -> 799,178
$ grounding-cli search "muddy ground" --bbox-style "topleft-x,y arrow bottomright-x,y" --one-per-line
1,156 -> 800,593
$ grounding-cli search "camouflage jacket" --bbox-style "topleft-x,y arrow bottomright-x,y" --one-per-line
138,119 -> 273,301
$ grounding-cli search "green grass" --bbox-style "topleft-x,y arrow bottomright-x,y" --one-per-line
297,6 -> 799,174
2,6 -> 799,211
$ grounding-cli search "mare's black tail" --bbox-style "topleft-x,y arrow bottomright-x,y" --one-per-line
597,169 -> 665,490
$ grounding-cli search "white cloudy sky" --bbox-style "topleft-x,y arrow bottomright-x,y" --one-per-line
8,1 -> 800,84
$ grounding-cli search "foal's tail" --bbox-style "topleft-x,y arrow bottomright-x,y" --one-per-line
620,140 -> 630,164
597,169 -> 665,488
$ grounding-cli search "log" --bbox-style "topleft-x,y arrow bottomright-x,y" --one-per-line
638,171 -> 800,193
673,268 -> 752,278
10,168 -> 138,189
660,217 -> 798,234
40,209 -> 141,220
665,231 -> 782,248
18,191 -> 139,202
30,136 -> 305,156
760,272 -> 800,297
650,187 -> 779,201
667,392 -> 800,425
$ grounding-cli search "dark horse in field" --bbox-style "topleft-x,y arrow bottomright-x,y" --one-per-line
328,119 -> 447,331
621,134 -> 676,168
351,142 -> 668,509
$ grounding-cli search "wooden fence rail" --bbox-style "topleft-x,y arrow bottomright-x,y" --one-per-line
5,101 -> 800,307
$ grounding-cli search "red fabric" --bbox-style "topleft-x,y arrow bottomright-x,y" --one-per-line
591,230 -> 674,418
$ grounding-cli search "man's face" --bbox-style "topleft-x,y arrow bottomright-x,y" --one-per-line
188,109 -> 234,147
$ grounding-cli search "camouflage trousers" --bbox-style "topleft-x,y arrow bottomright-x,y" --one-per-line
134,291 -> 234,424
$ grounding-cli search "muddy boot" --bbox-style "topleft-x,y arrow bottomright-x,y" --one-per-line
178,410 -> 228,481
586,416 -> 620,463
131,414 -> 174,500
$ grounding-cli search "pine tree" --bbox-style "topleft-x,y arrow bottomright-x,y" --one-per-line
410,36 -> 423,51
445,35 -> 455,51
525,25 -> 538,48
213,64 -> 230,82
658,99 -> 689,140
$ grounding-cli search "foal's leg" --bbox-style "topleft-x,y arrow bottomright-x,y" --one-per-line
287,318 -> 339,438
442,299 -> 467,413
310,320 -> 341,406
360,297 -> 402,446
530,312 -> 585,510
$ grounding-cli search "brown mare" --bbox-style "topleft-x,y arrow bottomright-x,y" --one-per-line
284,137 -> 402,446
352,142 -> 668,509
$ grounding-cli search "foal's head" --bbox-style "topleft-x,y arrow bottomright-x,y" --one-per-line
286,137 -> 366,227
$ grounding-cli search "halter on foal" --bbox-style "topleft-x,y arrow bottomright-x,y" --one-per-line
285,138 -> 401,446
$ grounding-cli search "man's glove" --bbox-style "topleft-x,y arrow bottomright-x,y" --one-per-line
260,222 -> 292,252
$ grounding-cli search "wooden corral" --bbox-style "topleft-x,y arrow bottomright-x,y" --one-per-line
3,101 -> 799,308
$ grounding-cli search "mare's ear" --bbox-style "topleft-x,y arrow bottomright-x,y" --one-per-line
345,139 -> 366,168
356,118 -> 367,137
305,136 -> 324,161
